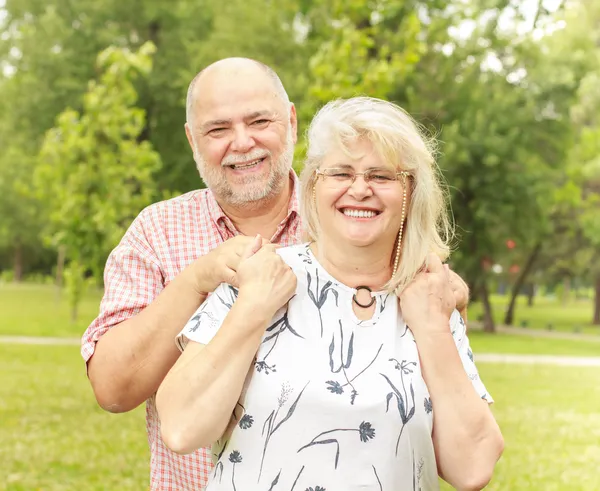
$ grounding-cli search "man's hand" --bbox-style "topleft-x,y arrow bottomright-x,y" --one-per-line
397,253 -> 456,336
447,268 -> 469,317
236,235 -> 297,319
190,235 -> 271,294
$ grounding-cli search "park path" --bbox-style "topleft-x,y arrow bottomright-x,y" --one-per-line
468,322 -> 600,342
0,335 -> 80,346
2,335 -> 600,367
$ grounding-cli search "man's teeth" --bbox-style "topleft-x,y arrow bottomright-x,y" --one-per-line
232,159 -> 263,170
342,209 -> 378,218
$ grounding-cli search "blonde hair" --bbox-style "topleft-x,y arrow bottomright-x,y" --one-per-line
300,96 -> 453,294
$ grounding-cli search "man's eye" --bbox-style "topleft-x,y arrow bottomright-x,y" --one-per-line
252,119 -> 270,126
208,128 -> 226,135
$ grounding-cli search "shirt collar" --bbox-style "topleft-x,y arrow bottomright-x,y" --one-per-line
206,170 -> 301,237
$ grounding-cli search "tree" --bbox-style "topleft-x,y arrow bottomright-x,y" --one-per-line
35,42 -> 161,321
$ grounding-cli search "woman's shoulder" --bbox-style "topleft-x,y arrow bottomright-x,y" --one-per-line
276,242 -> 313,268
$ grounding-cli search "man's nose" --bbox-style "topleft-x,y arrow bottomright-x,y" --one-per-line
230,125 -> 255,153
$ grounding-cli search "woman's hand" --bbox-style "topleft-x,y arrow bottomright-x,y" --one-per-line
398,253 -> 456,335
236,235 -> 297,319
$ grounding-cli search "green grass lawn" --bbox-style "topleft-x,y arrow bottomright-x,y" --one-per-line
1,344 -> 599,490
0,283 -> 102,338
0,344 -> 147,491
468,294 -> 598,335
468,330 -> 600,357
441,363 -> 600,491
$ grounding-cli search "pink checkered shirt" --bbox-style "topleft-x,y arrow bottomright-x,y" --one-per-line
81,173 -> 301,490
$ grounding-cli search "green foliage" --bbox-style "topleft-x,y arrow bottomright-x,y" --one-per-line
1,0 -> 600,326
34,42 -> 161,318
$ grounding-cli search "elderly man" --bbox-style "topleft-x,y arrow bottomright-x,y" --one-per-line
82,58 -> 469,490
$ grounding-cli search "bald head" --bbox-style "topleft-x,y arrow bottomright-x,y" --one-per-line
185,58 -> 290,128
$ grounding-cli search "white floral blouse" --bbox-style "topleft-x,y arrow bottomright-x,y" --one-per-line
177,243 -> 493,491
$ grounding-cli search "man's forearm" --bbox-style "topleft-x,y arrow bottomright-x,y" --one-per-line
88,263 -> 208,413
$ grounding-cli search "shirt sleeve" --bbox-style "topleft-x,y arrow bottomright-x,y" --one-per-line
81,209 -> 165,363
450,309 -> 494,404
175,283 -> 238,351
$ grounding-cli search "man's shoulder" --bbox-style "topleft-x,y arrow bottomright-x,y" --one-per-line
135,189 -> 213,224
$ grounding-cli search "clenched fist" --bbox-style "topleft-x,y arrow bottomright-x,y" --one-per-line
191,235 -> 271,294
397,253 -> 456,336
236,235 -> 297,318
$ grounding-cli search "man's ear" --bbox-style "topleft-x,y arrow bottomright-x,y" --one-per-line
289,103 -> 298,145
184,122 -> 196,154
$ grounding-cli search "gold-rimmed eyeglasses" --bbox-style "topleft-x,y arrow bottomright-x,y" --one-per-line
314,167 -> 410,188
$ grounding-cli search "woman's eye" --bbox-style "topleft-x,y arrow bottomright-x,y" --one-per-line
332,172 -> 352,179
372,174 -> 393,181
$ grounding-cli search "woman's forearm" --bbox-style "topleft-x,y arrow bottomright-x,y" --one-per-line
414,330 -> 503,491
156,295 -> 270,454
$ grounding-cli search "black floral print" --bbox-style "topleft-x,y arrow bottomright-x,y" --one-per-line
266,470 -> 281,491
358,421 -> 376,442
229,451 -> 242,491
424,397 -> 433,414
260,383 -> 309,479
298,421 -> 376,469
382,360 -> 417,455
326,320 -> 383,404
290,465 -> 305,491
255,312 -> 303,375
297,246 -> 313,264
186,307 -> 217,333
467,348 -> 474,362
373,465 -> 383,491
325,380 -> 343,394
239,414 -> 254,430
307,269 -> 339,337
216,285 -> 239,309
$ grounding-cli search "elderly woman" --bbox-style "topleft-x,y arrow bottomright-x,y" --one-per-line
156,97 -> 503,490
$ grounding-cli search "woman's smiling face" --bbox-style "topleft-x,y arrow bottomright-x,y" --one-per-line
314,138 -> 410,249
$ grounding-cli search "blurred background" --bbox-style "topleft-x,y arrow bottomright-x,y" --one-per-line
0,0 -> 598,489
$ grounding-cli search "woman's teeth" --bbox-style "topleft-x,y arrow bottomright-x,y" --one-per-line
342,209 -> 378,218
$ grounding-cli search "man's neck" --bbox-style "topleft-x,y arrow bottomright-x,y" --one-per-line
311,239 -> 393,290
219,176 -> 293,239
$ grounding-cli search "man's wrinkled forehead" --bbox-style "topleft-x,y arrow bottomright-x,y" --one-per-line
193,70 -> 284,125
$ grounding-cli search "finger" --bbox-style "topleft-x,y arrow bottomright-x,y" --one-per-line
240,234 -> 263,260
224,267 -> 238,287
261,243 -> 281,253
425,253 -> 444,274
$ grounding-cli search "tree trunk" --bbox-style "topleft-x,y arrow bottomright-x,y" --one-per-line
480,281 -> 495,333
527,284 -> 536,307
562,276 -> 571,305
71,303 -> 78,324
55,245 -> 66,304
504,242 -> 542,325
13,241 -> 23,282
594,275 -> 600,326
